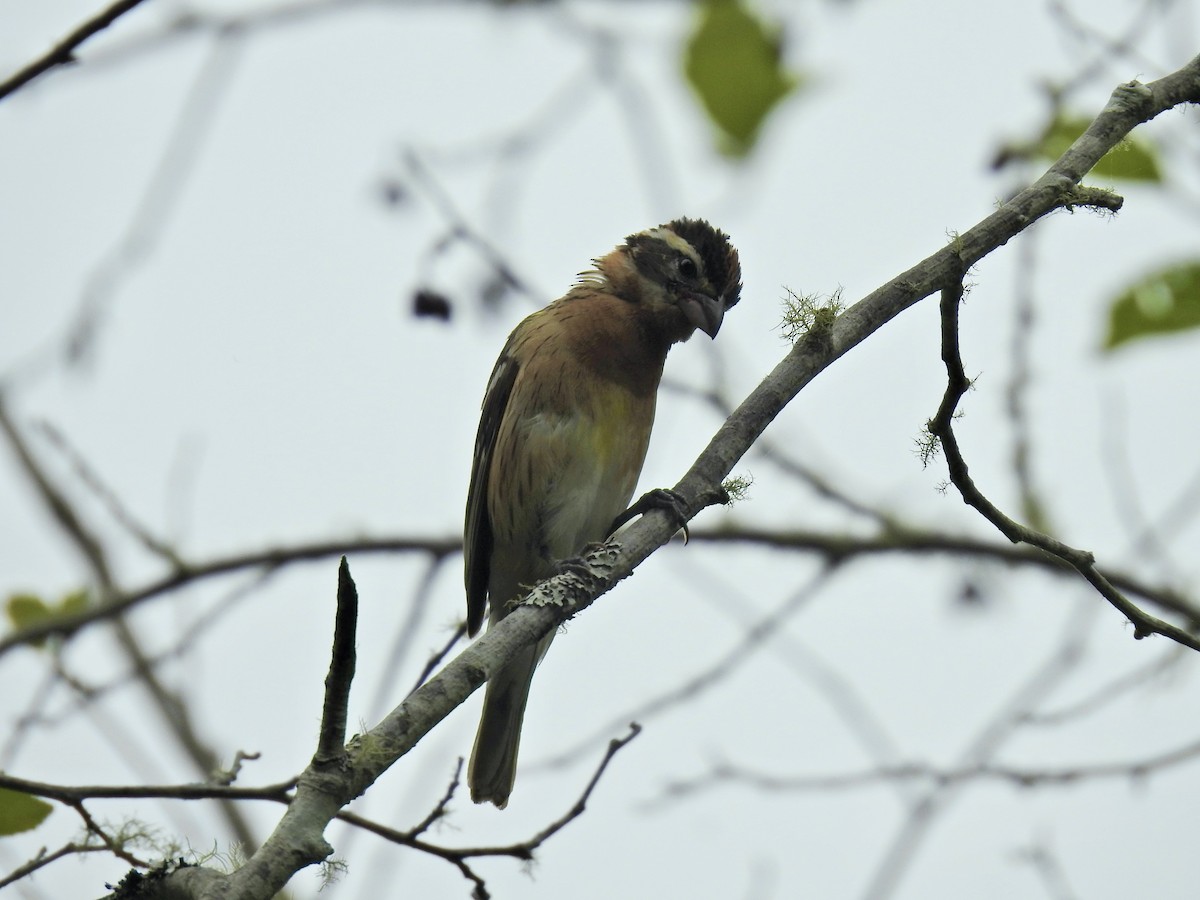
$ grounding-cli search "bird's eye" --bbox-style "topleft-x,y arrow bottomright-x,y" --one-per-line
677,256 -> 698,279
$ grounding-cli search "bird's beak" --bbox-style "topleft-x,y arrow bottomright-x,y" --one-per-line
680,291 -> 725,338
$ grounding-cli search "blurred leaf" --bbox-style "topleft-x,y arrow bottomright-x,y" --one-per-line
684,0 -> 799,157
6,593 -> 50,632
5,589 -> 90,646
60,588 -> 89,616
1104,261 -> 1200,350
1036,113 -> 1162,182
0,788 -> 53,836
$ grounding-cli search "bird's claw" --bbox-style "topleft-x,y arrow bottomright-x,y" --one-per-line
607,488 -> 691,543
551,553 -> 598,580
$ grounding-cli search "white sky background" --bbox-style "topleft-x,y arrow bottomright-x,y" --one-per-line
2,1 -> 1200,898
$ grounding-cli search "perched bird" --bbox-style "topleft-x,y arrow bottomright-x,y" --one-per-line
463,218 -> 742,807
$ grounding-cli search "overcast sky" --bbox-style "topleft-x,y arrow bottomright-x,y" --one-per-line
3,2 -> 1200,898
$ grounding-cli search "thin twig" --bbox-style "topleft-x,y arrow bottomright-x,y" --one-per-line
687,527 -> 1200,624
407,623 -> 467,698
0,842 -> 110,891
333,726 -> 641,900
0,772 -> 298,803
929,275 -> 1200,652
407,759 -> 464,839
0,536 -> 460,655
36,419 -> 181,565
0,400 -> 112,583
0,0 -> 151,101
534,567 -> 835,770
658,732 -> 1200,797
371,554 -> 452,717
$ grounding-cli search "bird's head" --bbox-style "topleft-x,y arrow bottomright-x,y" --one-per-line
592,218 -> 742,345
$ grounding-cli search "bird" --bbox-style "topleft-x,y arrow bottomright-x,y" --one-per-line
463,218 -> 742,807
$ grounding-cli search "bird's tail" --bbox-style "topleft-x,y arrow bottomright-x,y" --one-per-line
468,639 -> 544,808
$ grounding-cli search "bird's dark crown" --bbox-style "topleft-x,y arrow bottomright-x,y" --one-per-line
618,219 -> 742,311
659,217 -> 742,307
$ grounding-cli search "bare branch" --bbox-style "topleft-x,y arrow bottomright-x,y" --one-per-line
0,842 -> 110,890
535,565 -> 836,769
406,623 -> 467,698
36,419 -> 181,565
0,536 -> 459,655
657,734 -> 1200,798
0,399 -> 113,585
687,528 -> 1200,624
0,0 -> 151,102
929,274 -> 1200,652
0,772 -> 298,804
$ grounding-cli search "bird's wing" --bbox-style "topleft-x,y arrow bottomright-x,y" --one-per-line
464,351 -> 520,636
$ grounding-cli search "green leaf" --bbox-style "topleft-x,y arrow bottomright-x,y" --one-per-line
1036,113 -> 1162,182
1104,261 -> 1200,350
0,788 -> 53,836
684,0 -> 799,157
6,594 -> 50,632
60,588 -> 90,617
5,589 -> 90,646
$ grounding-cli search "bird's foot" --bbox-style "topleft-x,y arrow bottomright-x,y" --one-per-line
551,553 -> 598,580
608,488 -> 691,542
523,543 -> 622,611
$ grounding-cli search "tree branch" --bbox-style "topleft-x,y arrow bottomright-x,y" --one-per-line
0,536 -> 460,655
0,0 -> 151,102
315,559 -> 358,764
929,276 -> 1200,652
657,732 -> 1200,798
